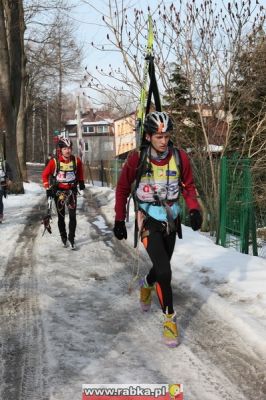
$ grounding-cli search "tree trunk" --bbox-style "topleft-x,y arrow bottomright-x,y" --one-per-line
0,0 -> 25,193
17,75 -> 28,181
17,16 -> 27,182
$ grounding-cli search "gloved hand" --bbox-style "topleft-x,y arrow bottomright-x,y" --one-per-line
79,180 -> 85,190
46,188 -> 54,199
189,209 -> 202,231
113,220 -> 127,240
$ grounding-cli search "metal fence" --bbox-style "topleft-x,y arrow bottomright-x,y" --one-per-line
84,159 -> 124,187
216,157 -> 258,256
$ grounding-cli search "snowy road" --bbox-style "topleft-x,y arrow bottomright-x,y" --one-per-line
0,203 -> 48,399
0,188 -> 265,399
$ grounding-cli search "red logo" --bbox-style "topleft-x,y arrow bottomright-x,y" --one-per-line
143,185 -> 150,192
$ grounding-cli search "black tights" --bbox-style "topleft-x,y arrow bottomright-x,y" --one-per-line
55,191 -> 77,241
142,217 -> 176,315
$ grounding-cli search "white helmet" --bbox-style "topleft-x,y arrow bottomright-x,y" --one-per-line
144,111 -> 173,134
58,136 -> 72,148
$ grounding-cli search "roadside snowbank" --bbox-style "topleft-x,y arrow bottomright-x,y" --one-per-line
88,185 -> 266,359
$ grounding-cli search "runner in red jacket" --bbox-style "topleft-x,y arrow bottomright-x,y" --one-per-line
113,111 -> 202,347
42,137 -> 85,249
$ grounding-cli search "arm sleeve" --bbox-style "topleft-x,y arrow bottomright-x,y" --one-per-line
179,149 -> 201,211
42,159 -> 56,189
114,152 -> 139,221
76,157 -> 84,182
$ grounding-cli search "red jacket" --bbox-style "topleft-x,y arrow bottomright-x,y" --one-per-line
42,155 -> 84,190
115,148 -> 200,221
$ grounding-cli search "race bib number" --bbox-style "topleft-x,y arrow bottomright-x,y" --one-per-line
56,171 -> 76,183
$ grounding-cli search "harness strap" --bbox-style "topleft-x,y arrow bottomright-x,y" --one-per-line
146,56 -> 162,115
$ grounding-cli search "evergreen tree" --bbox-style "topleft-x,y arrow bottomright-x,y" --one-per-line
163,63 -> 202,148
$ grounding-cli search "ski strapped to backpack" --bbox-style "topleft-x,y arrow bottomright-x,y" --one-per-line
129,15 -> 185,247
135,15 -> 154,148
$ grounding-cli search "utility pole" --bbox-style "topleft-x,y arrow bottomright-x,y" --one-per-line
47,100 -> 50,157
76,95 -> 84,162
32,102 -> 35,161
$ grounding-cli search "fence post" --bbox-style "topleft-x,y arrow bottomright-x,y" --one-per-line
251,211 -> 258,256
100,160 -> 104,187
217,156 -> 227,246
240,159 -> 249,253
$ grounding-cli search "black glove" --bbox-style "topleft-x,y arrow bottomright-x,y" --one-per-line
79,181 -> 85,190
113,220 -> 127,240
46,188 -> 54,199
190,209 -> 202,231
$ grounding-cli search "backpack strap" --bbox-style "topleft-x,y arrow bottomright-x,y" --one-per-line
53,158 -> 58,177
73,156 -> 78,186
126,148 -> 146,221
146,57 -> 162,115
73,156 -> 77,173
134,145 -> 150,193
125,146 -> 150,248
53,156 -> 77,176
172,146 -> 184,190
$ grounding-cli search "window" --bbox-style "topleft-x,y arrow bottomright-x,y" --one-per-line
84,142 -> 89,152
83,125 -> 95,134
98,125 -> 109,133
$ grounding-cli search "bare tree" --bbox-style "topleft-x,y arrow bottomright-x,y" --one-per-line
80,0 -> 266,231
24,1 -> 83,162
0,0 -> 25,192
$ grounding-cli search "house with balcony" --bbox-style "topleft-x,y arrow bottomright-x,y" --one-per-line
65,118 -> 115,163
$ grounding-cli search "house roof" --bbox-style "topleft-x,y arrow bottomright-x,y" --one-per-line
114,111 -> 136,122
82,119 -> 113,126
65,119 -> 113,126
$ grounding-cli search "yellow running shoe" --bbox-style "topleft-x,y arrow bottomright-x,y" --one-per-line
163,312 -> 179,347
139,277 -> 154,312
